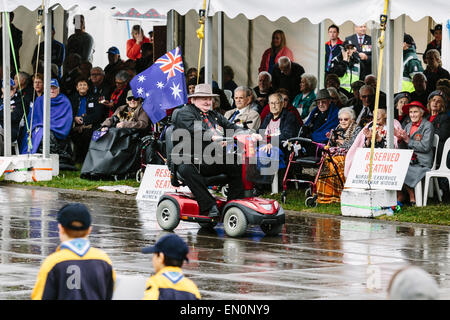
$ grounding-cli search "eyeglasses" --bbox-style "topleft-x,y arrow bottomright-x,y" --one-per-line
127,96 -> 140,101
269,102 -> 282,106
361,95 -> 371,99
339,118 -> 350,121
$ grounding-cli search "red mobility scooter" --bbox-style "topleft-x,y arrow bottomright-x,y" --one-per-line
155,117 -> 285,238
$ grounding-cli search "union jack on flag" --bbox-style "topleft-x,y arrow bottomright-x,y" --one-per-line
155,47 -> 184,80
129,46 -> 188,124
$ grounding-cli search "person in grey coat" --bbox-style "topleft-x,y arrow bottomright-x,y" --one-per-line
395,101 -> 434,205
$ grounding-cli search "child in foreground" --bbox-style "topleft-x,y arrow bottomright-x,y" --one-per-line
142,233 -> 201,300
31,203 -> 115,300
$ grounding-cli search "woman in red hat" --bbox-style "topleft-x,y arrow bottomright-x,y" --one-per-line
395,101 -> 434,206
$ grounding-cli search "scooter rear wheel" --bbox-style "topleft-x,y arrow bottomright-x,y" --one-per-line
223,207 -> 248,238
156,199 -> 180,231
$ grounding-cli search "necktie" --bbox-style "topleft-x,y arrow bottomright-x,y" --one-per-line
229,109 -> 239,122
201,112 -> 216,132
359,36 -> 363,46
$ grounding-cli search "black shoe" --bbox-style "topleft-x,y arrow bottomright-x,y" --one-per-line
208,205 -> 220,218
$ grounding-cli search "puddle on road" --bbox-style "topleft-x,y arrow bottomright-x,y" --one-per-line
0,187 -> 449,300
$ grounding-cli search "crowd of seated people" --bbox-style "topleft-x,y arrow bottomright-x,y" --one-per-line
3,17 -> 449,206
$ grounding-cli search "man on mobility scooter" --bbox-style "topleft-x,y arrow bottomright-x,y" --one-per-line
156,84 -> 285,237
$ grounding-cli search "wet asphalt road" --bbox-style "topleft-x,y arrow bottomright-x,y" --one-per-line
0,185 -> 449,300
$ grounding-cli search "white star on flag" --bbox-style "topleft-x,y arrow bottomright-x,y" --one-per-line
156,81 -> 164,89
170,82 -> 182,100
138,75 -> 146,82
137,87 -> 144,96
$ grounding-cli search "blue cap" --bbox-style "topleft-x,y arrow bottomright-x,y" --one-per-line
107,46 -> 120,55
1,78 -> 15,88
57,203 -> 91,231
50,78 -> 59,88
142,234 -> 189,262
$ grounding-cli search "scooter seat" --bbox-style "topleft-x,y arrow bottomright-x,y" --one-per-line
176,172 -> 229,186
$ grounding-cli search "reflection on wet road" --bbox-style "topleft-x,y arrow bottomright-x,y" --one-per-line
0,186 -> 449,300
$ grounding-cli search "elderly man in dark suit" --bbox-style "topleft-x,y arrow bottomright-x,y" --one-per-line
345,24 -> 372,80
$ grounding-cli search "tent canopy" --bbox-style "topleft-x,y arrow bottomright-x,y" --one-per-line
2,0 -> 449,24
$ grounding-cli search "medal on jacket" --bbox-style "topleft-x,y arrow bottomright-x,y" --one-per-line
414,134 -> 422,141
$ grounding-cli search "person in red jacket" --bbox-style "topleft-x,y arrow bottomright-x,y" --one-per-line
126,25 -> 150,60
259,30 -> 294,74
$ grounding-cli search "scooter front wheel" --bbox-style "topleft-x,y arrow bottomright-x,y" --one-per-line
223,207 -> 248,238
156,199 -> 180,231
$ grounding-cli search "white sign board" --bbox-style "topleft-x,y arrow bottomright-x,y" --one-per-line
136,165 -> 190,201
345,148 -> 413,191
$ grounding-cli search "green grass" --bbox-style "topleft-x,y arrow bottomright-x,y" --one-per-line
1,169 -> 140,191
1,169 -> 449,226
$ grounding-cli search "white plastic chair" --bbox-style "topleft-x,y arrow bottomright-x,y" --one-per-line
414,134 -> 439,207
423,137 -> 450,206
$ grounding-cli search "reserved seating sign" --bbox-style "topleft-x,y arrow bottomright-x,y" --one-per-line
345,148 -> 413,191
136,164 -> 190,201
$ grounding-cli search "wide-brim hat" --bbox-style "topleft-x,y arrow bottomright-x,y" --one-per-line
402,100 -> 428,116
430,24 -> 442,35
314,88 -> 332,101
188,83 -> 219,98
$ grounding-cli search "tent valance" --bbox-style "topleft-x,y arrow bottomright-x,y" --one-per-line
2,0 -> 449,24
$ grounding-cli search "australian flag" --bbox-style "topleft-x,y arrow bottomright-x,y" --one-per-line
130,46 -> 187,124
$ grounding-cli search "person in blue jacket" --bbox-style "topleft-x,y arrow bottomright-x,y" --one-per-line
303,88 -> 339,144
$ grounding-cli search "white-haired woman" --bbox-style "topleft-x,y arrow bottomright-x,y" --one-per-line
292,74 -> 317,120
317,107 -> 361,203
396,101 -> 434,206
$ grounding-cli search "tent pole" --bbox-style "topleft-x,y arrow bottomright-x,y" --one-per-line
42,7 -> 52,159
318,21 -> 325,90
217,12 -> 224,89
204,15 -> 213,85
386,18 -> 395,148
2,12 -> 11,157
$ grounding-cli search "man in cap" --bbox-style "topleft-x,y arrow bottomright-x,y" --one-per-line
302,88 -> 339,148
402,33 -> 424,93
424,24 -> 442,58
172,83 -> 247,218
328,40 -> 362,94
104,46 -> 124,86
141,233 -> 201,300
31,203 -> 115,300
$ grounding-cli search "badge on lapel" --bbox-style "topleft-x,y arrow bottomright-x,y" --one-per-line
414,134 -> 422,141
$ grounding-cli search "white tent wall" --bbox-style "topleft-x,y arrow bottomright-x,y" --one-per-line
8,6 -> 65,76
67,7 -> 166,70
182,11 -> 436,93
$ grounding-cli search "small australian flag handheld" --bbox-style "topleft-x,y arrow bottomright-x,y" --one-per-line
130,46 -> 188,124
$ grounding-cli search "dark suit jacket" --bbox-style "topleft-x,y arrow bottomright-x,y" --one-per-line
345,34 -> 372,79
272,62 -> 305,101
